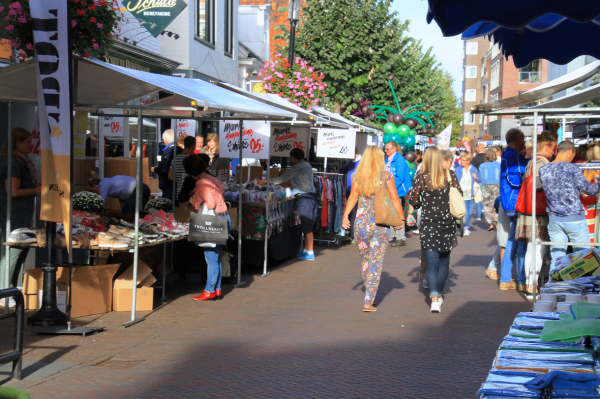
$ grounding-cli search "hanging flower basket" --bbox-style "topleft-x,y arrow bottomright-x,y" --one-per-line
0,0 -> 123,59
258,55 -> 327,110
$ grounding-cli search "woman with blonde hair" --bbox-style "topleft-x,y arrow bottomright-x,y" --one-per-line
516,131 -> 556,294
454,151 -> 481,236
203,133 -> 225,176
412,147 -> 461,312
343,146 -> 405,312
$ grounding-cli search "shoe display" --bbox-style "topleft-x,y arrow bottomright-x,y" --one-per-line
297,252 -> 315,261
8,228 -> 38,243
430,300 -> 441,313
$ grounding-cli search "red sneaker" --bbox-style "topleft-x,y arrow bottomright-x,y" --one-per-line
192,291 -> 215,301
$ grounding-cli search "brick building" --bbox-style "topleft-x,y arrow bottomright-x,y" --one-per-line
461,38 -> 491,139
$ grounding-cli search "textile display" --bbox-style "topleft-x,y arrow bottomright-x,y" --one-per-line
315,176 -> 345,233
239,198 -> 300,241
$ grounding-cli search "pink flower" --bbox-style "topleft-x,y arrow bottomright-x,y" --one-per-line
97,23 -> 104,29
72,20 -> 77,27
18,16 -> 26,23
93,43 -> 99,49
26,43 -> 34,50
0,6 -> 4,11
18,50 -> 26,57
5,24 -> 14,31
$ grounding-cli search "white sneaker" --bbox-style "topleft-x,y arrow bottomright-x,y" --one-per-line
438,296 -> 443,306
430,300 -> 441,313
0,297 -> 16,307
413,229 -> 420,235
463,229 -> 470,236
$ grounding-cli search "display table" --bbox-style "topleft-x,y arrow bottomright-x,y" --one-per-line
4,235 -> 188,251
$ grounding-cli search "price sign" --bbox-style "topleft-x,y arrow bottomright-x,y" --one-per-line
269,126 -> 309,157
219,120 -> 270,159
102,116 -> 124,137
175,119 -> 196,137
316,128 -> 356,159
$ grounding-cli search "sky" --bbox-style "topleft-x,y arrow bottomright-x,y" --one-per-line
390,0 -> 464,97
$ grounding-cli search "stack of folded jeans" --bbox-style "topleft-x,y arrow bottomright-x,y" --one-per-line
524,370 -> 600,398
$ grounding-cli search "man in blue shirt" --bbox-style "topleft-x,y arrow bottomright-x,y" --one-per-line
336,147 -> 361,241
87,175 -> 147,213
499,128 -> 528,291
384,141 -> 412,247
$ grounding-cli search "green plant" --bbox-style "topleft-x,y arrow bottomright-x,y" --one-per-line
73,191 -> 104,213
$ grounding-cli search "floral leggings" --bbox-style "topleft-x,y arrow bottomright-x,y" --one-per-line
355,195 -> 391,307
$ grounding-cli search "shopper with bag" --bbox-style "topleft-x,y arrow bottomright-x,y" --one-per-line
183,155 -> 230,301
454,152 -> 481,237
515,131 -> 555,295
479,148 -> 501,231
412,147 -> 462,313
342,146 -> 405,313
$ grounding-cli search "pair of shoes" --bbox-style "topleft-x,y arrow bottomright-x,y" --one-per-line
422,278 -> 428,289
412,229 -> 420,234
215,289 -> 222,300
192,291 -> 215,301
363,306 -> 377,312
486,269 -> 499,280
499,280 -> 517,290
463,229 -> 470,236
430,300 -> 441,313
297,252 -> 315,261
517,284 -> 527,292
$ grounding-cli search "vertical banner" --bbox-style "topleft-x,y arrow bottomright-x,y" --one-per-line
73,112 -> 88,159
269,126 -> 309,157
436,123 -> 452,148
175,119 -> 196,137
316,128 -> 356,159
31,0 -> 73,250
218,120 -> 270,159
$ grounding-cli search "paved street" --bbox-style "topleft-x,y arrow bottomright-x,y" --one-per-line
1,218 -> 531,398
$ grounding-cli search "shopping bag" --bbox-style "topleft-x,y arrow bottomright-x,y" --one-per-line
447,171 -> 466,219
473,182 -> 483,203
189,205 -> 228,246
515,173 -> 548,215
374,172 -> 404,227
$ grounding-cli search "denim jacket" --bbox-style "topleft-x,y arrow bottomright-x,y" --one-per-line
479,161 -> 500,186
270,159 -> 316,194
454,164 -> 481,193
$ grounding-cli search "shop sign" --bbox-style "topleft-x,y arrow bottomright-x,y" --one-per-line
269,126 -> 309,157
126,0 -> 188,37
102,116 -> 124,137
316,128 -> 356,159
219,120 -> 270,159
102,54 -> 151,72
174,119 -> 196,137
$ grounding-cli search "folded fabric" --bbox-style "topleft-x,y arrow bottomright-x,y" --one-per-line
541,318 -> 600,342
517,312 -> 563,320
510,328 -> 542,338
569,302 -> 600,320
514,317 -> 548,330
524,370 -> 600,390
551,389 -> 600,398
477,381 -> 541,398
495,358 -> 595,374
486,374 -> 544,386
490,369 -> 540,378
500,340 -> 589,353
497,350 -> 595,365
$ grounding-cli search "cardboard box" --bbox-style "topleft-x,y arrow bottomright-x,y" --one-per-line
112,260 -> 156,311
235,166 -> 263,183
269,168 -> 280,179
174,201 -> 194,223
227,207 -> 238,229
278,168 -> 293,188
147,179 -> 161,194
105,197 -> 121,211
22,271 -> 38,295
24,264 -> 121,318
558,249 -> 600,280
105,157 -> 150,185
24,294 -> 37,310
73,158 -> 99,194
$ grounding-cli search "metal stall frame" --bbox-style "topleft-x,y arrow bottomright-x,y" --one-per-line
473,107 -> 600,304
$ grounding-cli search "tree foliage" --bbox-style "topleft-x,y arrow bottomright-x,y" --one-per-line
274,0 -> 460,135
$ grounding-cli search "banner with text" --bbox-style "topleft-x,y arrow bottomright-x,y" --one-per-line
32,0 -> 73,251
270,126 -> 309,157
102,116 -> 124,137
316,128 -> 356,159
219,120 -> 270,159
175,119 -> 196,137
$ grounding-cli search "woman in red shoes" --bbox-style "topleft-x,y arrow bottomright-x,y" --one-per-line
183,155 -> 230,301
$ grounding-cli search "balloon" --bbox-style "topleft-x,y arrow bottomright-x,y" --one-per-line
409,129 -> 416,136
386,113 -> 394,123
392,113 -> 405,126
425,104 -> 431,109
403,135 -> 416,148
409,169 -> 416,180
404,151 -> 416,163
407,161 -> 415,170
399,144 -> 408,154
397,124 -> 411,137
405,119 -> 417,129
388,74 -> 394,80
429,129 -> 436,135
426,123 -> 431,129
390,133 -> 401,144
434,112 -> 439,117
362,106 -> 369,113
383,134 -> 391,144
383,122 -> 397,135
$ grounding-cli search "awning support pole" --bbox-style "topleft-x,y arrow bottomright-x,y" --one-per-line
124,108 -> 145,328
3,101 -> 11,314
531,111 -> 538,304
260,157 -> 270,279
233,119 -> 246,288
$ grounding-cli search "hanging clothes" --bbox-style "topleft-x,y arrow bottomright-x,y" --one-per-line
315,175 -> 346,233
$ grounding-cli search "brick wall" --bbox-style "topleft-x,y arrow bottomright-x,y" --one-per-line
462,38 -> 491,139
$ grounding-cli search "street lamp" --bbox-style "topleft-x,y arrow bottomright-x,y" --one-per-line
288,0 -> 301,63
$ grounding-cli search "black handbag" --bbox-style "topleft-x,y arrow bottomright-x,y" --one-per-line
188,210 -> 229,245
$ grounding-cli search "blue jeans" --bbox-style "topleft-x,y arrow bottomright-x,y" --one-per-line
464,199 -> 474,229
500,215 -> 527,284
425,250 -> 449,298
488,246 -> 502,272
548,218 -> 590,270
203,215 -> 231,293
476,201 -> 482,219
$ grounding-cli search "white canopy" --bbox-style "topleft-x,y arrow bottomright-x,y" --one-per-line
532,83 -> 600,109
477,60 -> 600,110
310,106 -> 361,128
0,57 -> 298,119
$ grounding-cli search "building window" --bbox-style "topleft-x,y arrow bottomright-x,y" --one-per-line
197,0 -> 214,46
490,61 -> 500,90
481,58 -> 486,77
491,42 -> 500,59
465,66 -> 477,78
464,113 -> 476,125
465,89 -> 476,102
224,0 -> 233,56
466,42 -> 478,55
519,60 -> 540,84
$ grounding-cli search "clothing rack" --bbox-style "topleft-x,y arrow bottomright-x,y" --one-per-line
314,173 -> 346,246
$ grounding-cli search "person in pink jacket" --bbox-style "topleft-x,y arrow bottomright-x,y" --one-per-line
183,155 -> 230,301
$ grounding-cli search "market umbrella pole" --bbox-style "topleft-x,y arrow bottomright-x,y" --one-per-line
123,108 -> 145,328
260,157 -> 270,279
531,111 -> 538,305
233,119 -> 246,288
3,101 -> 11,315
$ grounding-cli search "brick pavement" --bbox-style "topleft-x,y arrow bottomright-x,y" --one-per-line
0,218 -> 531,398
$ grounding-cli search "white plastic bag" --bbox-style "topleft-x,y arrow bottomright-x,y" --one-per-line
196,204 -> 217,248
